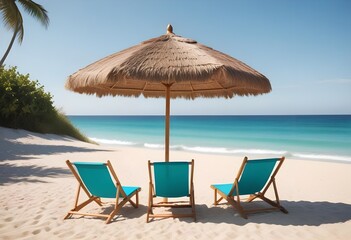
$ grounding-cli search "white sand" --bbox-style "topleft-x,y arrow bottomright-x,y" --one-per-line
1,126 -> 351,239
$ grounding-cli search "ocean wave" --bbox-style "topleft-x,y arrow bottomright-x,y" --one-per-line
89,137 -> 136,145
292,153 -> 351,162
144,143 -> 184,149
89,137 -> 351,162
143,144 -> 288,155
180,146 -> 287,155
144,143 -> 164,149
180,146 -> 351,162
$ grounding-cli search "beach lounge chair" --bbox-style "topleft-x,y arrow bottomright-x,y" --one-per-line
64,160 -> 141,224
210,157 -> 288,219
147,160 -> 196,222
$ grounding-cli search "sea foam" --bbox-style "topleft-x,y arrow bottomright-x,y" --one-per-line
90,137 -> 351,162
180,146 -> 287,155
292,153 -> 351,162
89,137 -> 136,145
144,143 -> 164,149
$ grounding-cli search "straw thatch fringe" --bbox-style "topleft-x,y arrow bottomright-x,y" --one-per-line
69,85 -> 269,100
66,29 -> 271,99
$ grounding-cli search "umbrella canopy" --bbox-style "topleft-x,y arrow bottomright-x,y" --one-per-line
66,25 -> 272,161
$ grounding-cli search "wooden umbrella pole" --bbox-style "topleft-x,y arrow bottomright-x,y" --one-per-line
163,84 -> 172,203
165,84 -> 171,162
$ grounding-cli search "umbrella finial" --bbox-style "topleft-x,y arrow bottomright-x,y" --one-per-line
167,24 -> 173,34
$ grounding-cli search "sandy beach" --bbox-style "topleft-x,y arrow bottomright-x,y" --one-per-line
1,126 -> 351,240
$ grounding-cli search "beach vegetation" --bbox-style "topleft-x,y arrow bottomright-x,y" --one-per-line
0,0 -> 49,66
0,66 -> 92,143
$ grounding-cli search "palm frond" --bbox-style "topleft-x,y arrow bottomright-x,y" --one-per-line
0,0 -> 19,29
0,0 -> 24,42
18,0 -> 49,28
17,11 -> 24,43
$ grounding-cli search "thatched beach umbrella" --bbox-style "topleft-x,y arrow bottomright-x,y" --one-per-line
66,24 -> 271,162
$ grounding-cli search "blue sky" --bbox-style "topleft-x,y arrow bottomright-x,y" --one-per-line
1,0 -> 350,115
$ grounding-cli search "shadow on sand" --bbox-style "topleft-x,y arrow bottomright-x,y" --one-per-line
191,200 -> 351,226
63,204 -> 148,224
0,162 -> 71,184
0,130 -> 111,184
0,137 -> 109,161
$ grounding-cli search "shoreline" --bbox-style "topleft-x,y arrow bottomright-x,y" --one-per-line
1,127 -> 351,239
90,138 -> 351,164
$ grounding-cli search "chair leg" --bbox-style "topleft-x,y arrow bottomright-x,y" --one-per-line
259,195 -> 288,214
246,194 -> 258,202
191,192 -> 196,221
105,196 -> 132,224
214,189 -> 217,205
227,196 -> 248,219
259,180 -> 288,214
106,205 -> 122,224
136,191 -> 139,207
128,199 -> 138,208
63,213 -> 72,220
147,183 -> 154,223
105,205 -> 122,224
214,189 -> 224,205
66,197 -> 98,215
279,205 -> 288,214
64,182 -> 104,221
146,202 -> 154,223
128,191 -> 139,208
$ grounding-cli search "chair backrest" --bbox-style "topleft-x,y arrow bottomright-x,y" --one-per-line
235,158 -> 280,195
152,162 -> 191,198
73,162 -> 117,198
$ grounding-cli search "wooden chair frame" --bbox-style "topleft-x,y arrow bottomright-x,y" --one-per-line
211,156 -> 288,219
147,160 -> 196,222
64,160 -> 141,224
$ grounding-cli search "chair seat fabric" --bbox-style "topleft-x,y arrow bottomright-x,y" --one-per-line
122,186 -> 140,197
211,183 -> 233,196
153,162 -> 190,197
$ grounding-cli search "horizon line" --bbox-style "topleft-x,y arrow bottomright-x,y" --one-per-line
66,114 -> 351,116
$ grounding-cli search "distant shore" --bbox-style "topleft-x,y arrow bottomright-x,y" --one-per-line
1,126 -> 351,239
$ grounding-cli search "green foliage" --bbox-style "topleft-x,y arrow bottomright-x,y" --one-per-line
0,66 -> 91,143
0,66 -> 53,128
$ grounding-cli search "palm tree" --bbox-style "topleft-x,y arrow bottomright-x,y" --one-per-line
0,0 -> 49,67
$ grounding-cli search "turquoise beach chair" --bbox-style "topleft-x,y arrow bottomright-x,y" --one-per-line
64,160 -> 141,224
147,160 -> 196,222
210,157 -> 288,219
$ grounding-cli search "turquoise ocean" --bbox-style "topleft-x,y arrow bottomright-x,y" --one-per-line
68,115 -> 351,162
